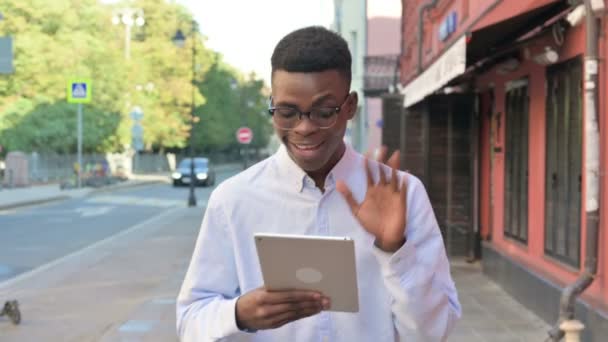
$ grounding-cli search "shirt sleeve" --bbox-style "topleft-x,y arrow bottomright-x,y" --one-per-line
176,189 -> 248,342
371,175 -> 462,341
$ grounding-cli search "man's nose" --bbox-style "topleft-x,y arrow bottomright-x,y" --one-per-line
292,114 -> 319,135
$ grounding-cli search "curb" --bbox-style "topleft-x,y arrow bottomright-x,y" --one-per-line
0,165 -> 241,211
87,179 -> 168,196
0,180 -> 166,211
0,195 -> 70,211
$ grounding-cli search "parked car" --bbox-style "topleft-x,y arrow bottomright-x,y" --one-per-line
172,157 -> 216,187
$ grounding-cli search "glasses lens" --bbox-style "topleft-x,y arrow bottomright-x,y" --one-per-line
272,107 -> 298,129
310,108 -> 338,128
270,107 -> 339,130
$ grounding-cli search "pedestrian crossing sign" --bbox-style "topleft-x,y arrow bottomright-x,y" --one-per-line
67,79 -> 92,103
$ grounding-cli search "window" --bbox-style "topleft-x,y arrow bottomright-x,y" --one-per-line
544,57 -> 582,267
504,79 -> 529,243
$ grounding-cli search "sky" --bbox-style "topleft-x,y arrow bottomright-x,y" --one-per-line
177,0 -> 334,85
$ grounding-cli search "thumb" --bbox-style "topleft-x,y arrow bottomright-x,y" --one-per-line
336,181 -> 359,215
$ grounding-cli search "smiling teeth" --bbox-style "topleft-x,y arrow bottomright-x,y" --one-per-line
295,143 -> 321,150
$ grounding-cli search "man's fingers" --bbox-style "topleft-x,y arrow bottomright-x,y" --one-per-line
387,150 -> 400,170
336,181 -> 360,215
261,289 -> 321,305
364,157 -> 374,186
376,145 -> 388,163
266,303 -> 324,328
378,163 -> 387,184
391,167 -> 398,192
400,176 -> 408,204
261,299 -> 323,319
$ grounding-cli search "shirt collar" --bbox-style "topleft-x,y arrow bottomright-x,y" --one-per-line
328,144 -> 358,187
274,143 -> 359,193
275,144 -> 308,192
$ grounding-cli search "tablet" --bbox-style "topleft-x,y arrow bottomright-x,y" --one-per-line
254,233 -> 359,313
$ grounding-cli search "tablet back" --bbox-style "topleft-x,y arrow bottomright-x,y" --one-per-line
254,233 -> 359,313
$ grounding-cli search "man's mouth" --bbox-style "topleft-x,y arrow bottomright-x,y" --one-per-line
292,141 -> 324,152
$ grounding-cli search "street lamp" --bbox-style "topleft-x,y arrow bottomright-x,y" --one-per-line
173,20 -> 198,207
112,8 -> 145,60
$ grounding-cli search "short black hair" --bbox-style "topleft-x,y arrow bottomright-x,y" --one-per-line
271,26 -> 352,85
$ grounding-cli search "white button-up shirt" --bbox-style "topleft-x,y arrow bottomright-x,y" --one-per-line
177,144 -> 461,342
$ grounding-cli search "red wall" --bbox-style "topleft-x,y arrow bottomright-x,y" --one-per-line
400,0 -> 498,85
402,0 -> 608,310
476,21 -> 608,309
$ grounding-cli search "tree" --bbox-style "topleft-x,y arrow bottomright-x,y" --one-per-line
0,0 -> 128,153
1,101 -> 121,153
0,0 -> 273,157
193,54 -> 272,155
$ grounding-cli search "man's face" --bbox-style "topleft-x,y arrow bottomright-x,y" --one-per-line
271,70 -> 357,172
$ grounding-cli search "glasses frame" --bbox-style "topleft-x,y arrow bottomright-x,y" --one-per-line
268,94 -> 351,130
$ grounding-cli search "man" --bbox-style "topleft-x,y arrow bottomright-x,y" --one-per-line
177,26 -> 461,341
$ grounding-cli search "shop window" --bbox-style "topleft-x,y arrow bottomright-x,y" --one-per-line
544,57 -> 582,267
504,79 -> 529,243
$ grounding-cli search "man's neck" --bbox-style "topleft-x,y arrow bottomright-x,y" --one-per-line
306,143 -> 346,191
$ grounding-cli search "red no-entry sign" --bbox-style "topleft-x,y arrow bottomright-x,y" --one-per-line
236,127 -> 253,144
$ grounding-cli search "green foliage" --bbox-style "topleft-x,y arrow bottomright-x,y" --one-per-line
1,101 -> 121,153
0,0 -> 272,157
192,52 -> 272,154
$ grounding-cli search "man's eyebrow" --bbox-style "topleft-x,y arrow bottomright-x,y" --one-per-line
312,94 -> 337,106
273,100 -> 298,108
273,94 -> 338,108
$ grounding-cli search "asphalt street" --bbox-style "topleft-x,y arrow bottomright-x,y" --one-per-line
0,169 -> 237,284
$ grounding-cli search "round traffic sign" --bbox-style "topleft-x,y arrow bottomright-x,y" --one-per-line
236,127 -> 253,144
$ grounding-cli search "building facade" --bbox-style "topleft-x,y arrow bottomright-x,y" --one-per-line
397,0 -> 608,340
364,0 -> 402,155
332,0 -> 368,152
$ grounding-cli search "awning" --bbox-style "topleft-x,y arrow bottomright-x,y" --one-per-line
401,36 -> 466,108
467,0 -> 567,63
472,0 -> 560,32
400,0 -> 567,108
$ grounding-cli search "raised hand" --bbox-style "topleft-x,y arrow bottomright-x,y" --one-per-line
336,146 -> 408,253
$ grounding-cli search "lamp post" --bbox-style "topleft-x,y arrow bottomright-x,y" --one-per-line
173,20 -> 198,207
113,8 -> 145,177
112,8 -> 145,60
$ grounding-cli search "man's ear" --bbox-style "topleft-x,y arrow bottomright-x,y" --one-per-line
346,91 -> 358,120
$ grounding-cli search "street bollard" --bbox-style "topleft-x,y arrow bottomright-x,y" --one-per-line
8,169 -> 13,189
560,320 -> 584,342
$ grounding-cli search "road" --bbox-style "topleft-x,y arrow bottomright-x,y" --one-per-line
0,168 -> 239,341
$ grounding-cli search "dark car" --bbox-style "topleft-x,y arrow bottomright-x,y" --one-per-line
172,158 -> 216,187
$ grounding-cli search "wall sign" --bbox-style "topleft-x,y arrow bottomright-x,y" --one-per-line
439,11 -> 458,42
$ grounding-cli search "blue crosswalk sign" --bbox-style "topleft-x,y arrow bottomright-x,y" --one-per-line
72,83 -> 87,98
67,79 -> 92,103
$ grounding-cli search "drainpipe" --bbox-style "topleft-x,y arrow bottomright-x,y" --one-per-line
548,0 -> 601,340
417,0 -> 440,74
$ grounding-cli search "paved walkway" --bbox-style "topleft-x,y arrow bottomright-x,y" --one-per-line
451,260 -> 550,341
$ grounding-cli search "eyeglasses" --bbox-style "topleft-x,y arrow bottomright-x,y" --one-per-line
268,95 -> 350,130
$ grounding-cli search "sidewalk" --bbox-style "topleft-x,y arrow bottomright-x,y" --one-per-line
450,259 -> 550,341
0,206 -> 199,341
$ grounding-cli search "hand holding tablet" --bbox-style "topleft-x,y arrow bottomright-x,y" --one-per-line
254,233 -> 359,313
